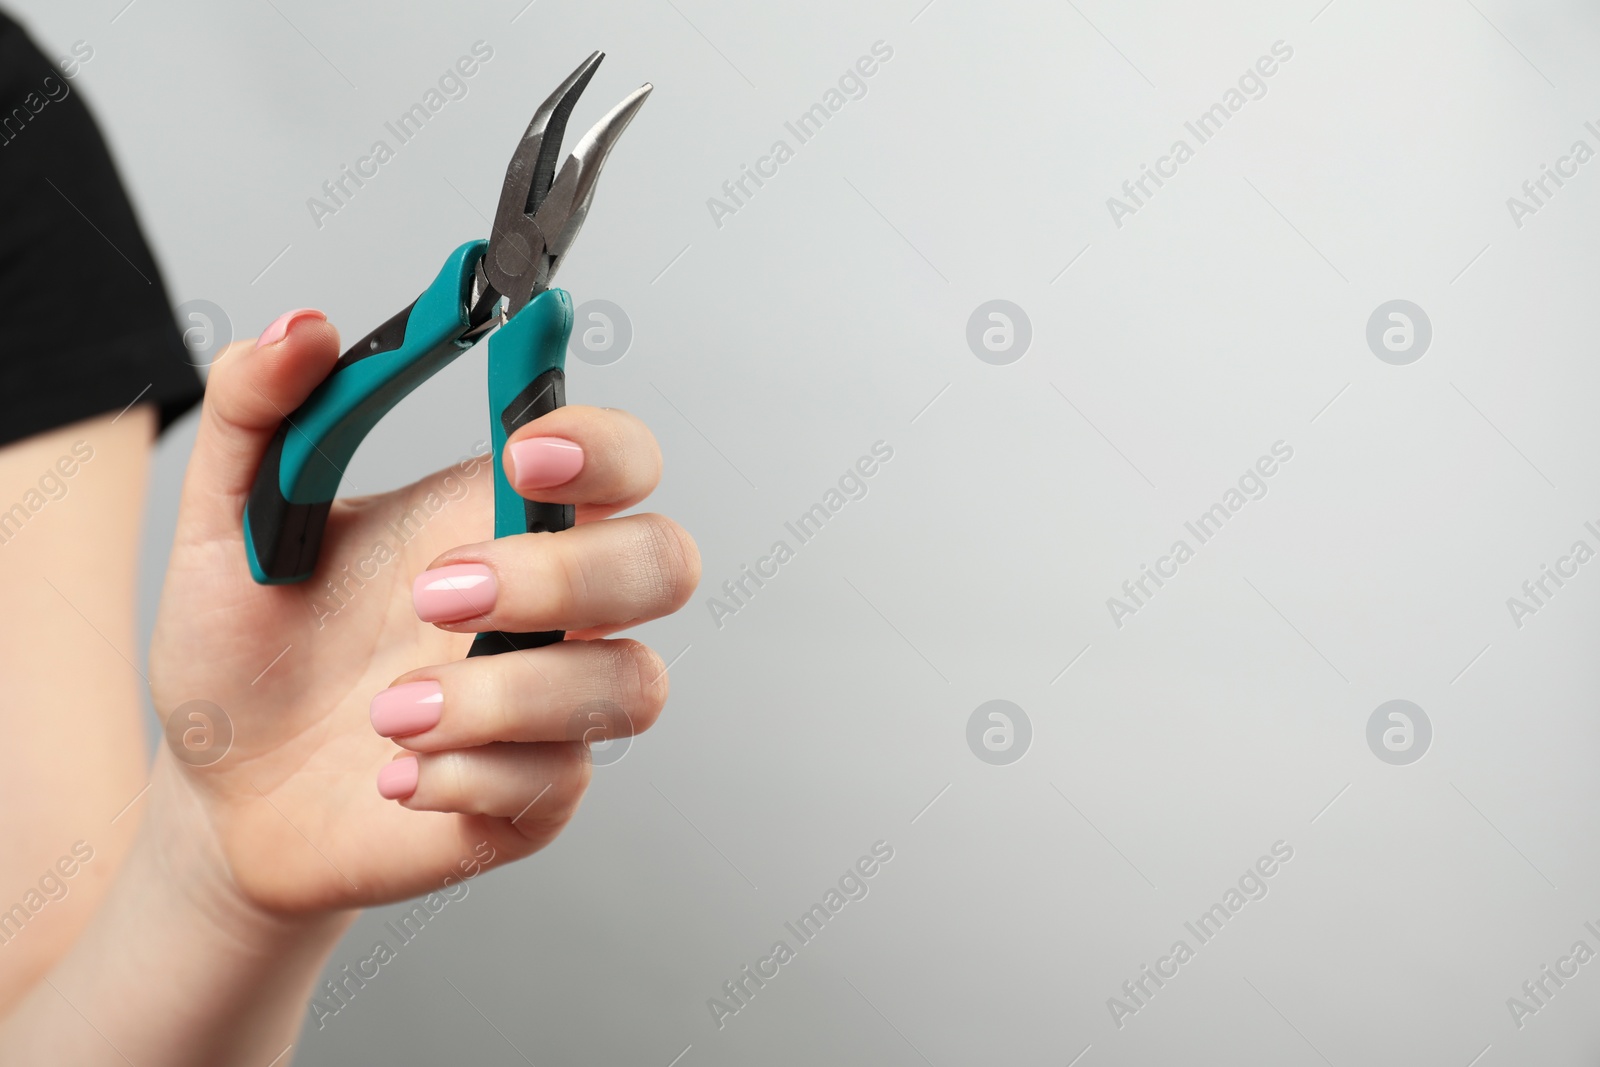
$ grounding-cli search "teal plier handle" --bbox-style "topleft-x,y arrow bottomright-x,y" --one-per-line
243,240 -> 574,657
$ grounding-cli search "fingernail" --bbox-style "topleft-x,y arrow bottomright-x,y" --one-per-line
412,563 -> 497,623
377,756 -> 419,800
507,437 -> 584,490
256,308 -> 325,349
370,681 -> 443,738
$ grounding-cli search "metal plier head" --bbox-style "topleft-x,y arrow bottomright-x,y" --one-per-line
472,51 -> 651,325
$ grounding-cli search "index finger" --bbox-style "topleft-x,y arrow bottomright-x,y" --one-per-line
501,405 -> 661,523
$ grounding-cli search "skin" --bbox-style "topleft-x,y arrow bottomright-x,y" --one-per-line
0,408 -> 154,1010
0,312 -> 698,1064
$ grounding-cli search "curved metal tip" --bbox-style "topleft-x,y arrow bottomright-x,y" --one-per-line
487,60 -> 651,313
569,83 -> 652,170
537,83 -> 653,257
493,52 -> 606,234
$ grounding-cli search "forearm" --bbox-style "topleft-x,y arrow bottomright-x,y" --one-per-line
0,755 -> 354,1066
0,410 -> 156,1007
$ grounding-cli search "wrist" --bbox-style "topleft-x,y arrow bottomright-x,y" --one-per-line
136,748 -> 357,954
0,754 -> 356,1066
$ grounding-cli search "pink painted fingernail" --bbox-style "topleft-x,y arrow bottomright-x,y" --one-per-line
377,756 -> 419,800
255,308 -> 325,349
507,437 -> 584,490
412,563 -> 497,623
370,681 -> 443,738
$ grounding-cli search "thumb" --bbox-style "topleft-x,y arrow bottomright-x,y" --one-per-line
177,309 -> 343,542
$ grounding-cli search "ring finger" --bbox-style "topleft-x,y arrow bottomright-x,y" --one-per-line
370,639 -> 667,751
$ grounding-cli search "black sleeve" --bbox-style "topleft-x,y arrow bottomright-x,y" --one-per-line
0,11 -> 203,447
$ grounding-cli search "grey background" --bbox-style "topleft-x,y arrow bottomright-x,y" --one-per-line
13,0 -> 1600,1062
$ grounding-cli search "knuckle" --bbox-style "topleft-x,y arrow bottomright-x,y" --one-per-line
426,751 -> 471,806
629,513 -> 701,610
483,662 -> 523,740
200,381 -> 250,442
626,418 -> 664,489
551,534 -> 596,619
214,339 -> 258,368
545,742 -> 592,811
590,409 -> 661,502
608,639 -> 668,731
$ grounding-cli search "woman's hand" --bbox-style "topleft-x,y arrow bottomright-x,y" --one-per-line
149,307 -> 699,914
1,310 -> 698,1066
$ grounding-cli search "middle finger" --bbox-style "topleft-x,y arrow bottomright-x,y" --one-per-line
410,511 -> 700,635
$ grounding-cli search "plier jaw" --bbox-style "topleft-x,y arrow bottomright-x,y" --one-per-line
475,51 -> 652,325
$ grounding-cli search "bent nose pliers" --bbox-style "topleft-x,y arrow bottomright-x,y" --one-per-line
244,52 -> 650,658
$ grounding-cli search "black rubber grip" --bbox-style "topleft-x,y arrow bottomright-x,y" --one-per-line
245,426 -> 333,583
468,367 -> 572,658
245,302 -> 420,584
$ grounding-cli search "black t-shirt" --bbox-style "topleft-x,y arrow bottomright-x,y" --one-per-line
0,12 -> 202,446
